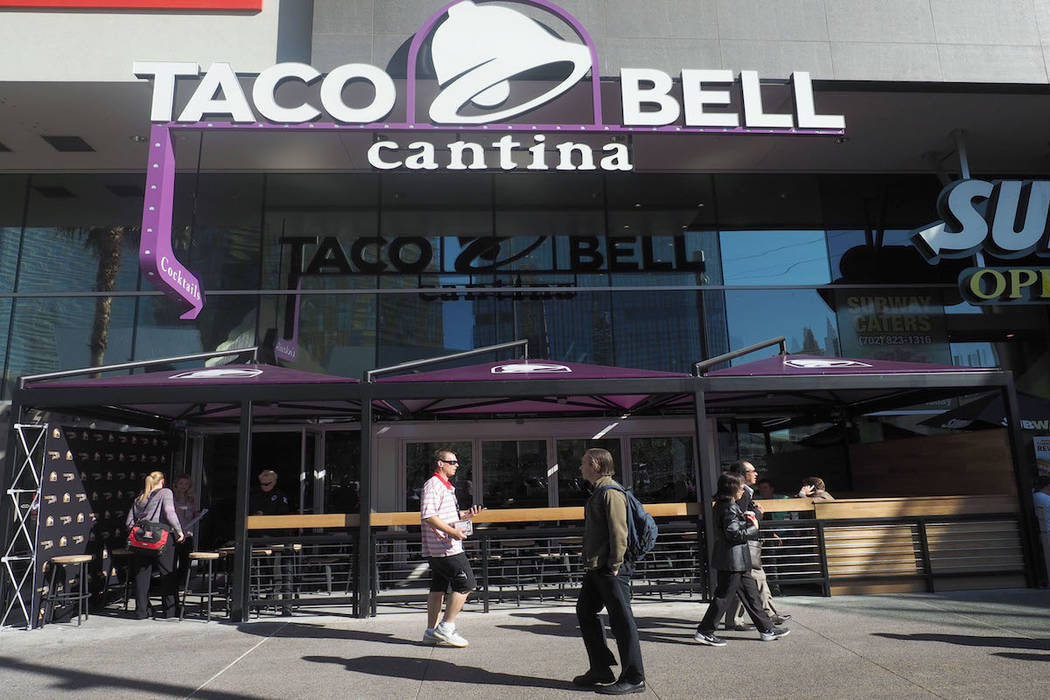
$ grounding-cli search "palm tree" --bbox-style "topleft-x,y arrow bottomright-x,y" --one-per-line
86,225 -> 127,367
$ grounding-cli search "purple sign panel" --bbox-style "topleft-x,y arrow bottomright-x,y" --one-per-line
139,125 -> 203,320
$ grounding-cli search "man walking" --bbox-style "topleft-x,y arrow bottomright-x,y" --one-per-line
421,448 -> 482,647
723,461 -> 789,629
573,448 -> 646,695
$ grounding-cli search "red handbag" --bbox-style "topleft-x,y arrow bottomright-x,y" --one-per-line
127,520 -> 172,556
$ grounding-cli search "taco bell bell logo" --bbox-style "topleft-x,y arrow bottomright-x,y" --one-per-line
427,1 -> 593,124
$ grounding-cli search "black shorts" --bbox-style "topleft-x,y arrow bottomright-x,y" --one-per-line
428,552 -> 476,594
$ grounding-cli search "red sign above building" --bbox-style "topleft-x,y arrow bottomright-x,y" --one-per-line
0,1 -> 260,9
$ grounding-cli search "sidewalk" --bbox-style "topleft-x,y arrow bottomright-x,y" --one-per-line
1,589 -> 1048,699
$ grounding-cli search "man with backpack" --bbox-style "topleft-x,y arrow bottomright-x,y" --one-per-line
572,448 -> 647,695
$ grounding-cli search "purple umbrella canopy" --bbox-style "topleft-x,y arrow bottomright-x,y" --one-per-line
21,363 -> 361,423
705,354 -> 989,377
376,359 -> 691,415
25,363 -> 358,390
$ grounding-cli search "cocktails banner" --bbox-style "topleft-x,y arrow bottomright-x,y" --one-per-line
135,0 -> 845,320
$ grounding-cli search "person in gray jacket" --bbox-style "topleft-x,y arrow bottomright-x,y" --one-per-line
694,472 -> 789,646
126,471 -> 184,619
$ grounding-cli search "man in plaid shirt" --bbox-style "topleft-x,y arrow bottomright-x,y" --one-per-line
421,448 -> 483,647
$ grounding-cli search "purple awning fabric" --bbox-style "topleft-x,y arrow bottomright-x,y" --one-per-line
376,360 -> 688,383
26,364 -> 358,390
704,354 -> 989,377
375,359 -> 690,416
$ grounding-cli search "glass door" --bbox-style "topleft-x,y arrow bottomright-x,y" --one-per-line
480,440 -> 548,508
555,438 -> 621,507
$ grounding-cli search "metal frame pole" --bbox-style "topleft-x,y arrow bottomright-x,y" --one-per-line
231,400 -> 253,622
355,387 -> 373,618
693,381 -> 716,596
1002,382 -> 1039,587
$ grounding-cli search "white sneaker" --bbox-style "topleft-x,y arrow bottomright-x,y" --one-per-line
422,628 -> 440,645
433,622 -> 469,648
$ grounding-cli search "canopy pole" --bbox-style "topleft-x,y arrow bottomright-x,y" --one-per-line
693,336 -> 787,375
231,400 -> 253,622
1002,382 -> 1039,587
692,382 -> 716,597
355,387 -> 373,618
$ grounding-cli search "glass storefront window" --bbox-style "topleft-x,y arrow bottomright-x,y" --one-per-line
556,438 -> 620,506
405,441 -> 473,510
480,440 -> 548,508
324,430 -> 360,513
720,230 -> 830,286
6,296 -> 137,379
724,290 -> 839,362
630,436 -> 695,503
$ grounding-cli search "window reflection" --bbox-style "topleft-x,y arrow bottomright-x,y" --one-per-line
725,290 -> 839,363
481,440 -> 547,508
556,438 -> 620,506
406,441 -> 473,511
630,437 -> 694,503
324,431 -> 361,513
720,230 -> 830,286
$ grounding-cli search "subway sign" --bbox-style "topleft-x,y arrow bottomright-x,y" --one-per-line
912,179 -> 1050,304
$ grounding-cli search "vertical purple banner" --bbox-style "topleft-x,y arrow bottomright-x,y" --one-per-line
139,124 -> 204,320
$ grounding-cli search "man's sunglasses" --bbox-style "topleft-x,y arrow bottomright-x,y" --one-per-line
439,459 -> 459,465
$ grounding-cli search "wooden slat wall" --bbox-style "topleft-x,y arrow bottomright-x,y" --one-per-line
848,429 -> 1016,497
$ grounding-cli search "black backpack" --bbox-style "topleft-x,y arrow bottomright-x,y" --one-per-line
596,483 -> 659,561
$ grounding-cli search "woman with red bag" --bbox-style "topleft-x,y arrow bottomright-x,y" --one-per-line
125,471 -> 184,619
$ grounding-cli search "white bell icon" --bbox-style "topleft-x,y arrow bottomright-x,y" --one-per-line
428,1 -> 593,124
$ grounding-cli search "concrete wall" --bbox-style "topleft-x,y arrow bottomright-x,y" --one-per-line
311,0 -> 1050,84
0,1 -> 284,81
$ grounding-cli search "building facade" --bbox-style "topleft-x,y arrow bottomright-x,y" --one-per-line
2,1 -> 1050,528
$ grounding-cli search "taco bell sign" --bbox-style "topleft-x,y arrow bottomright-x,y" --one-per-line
135,0 -> 845,319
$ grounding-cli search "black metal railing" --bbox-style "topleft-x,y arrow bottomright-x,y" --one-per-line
235,511 -> 1022,618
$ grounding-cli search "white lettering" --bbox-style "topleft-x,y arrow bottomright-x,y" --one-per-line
620,68 -> 680,126
600,143 -> 632,171
447,141 -> 486,170
366,141 -> 401,170
527,134 -> 548,171
178,63 -> 254,123
365,137 -> 631,171
792,72 -> 844,130
134,61 -> 200,122
495,135 -> 520,170
681,69 -> 737,128
405,141 -> 438,170
320,63 -> 396,124
741,70 -> 793,128
555,142 -> 596,171
253,62 -> 322,123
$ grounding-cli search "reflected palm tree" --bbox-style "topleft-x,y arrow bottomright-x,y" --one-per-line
62,225 -> 136,370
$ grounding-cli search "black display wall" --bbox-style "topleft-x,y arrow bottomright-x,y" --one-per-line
33,427 -> 171,624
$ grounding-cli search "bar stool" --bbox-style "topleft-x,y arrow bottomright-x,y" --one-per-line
43,554 -> 93,626
249,548 -> 273,617
105,548 -> 133,610
180,552 -> 222,622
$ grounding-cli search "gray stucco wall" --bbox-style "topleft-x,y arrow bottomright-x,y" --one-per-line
311,0 -> 1050,84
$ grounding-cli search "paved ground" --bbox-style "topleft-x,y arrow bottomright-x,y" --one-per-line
1,588 -> 1048,699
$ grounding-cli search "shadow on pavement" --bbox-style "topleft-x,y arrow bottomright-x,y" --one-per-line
303,655 -> 574,690
873,633 -> 1050,651
495,610 -> 703,646
237,621 -> 419,645
0,656 -> 265,699
993,652 -> 1050,662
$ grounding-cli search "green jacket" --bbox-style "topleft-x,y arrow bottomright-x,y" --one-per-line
583,476 -> 629,571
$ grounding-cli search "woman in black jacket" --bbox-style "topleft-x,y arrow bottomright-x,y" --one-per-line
694,472 -> 789,646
